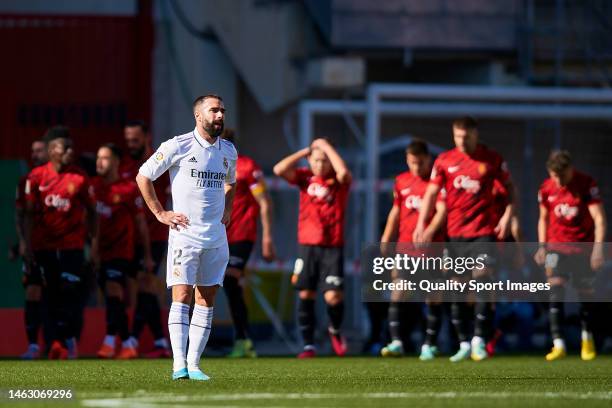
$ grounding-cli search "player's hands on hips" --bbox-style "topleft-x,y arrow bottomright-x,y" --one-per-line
157,210 -> 189,230
262,236 -> 276,262
590,245 -> 604,271
533,246 -> 547,266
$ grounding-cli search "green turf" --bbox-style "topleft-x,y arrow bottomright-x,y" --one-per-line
0,356 -> 610,407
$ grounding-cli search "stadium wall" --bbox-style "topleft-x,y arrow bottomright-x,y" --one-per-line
0,8 -> 153,160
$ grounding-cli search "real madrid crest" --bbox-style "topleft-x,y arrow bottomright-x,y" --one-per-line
155,151 -> 164,162
223,157 -> 228,169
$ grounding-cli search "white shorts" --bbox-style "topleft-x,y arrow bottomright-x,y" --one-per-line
166,236 -> 229,288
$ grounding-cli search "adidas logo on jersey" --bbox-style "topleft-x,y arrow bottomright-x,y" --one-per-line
188,156 -> 198,163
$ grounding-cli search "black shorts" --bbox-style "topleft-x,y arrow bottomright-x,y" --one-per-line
22,258 -> 44,287
132,241 -> 167,277
34,249 -> 85,290
98,259 -> 133,287
544,251 -> 595,290
228,241 -> 254,271
444,235 -> 499,280
447,235 -> 498,265
395,244 -> 446,281
294,245 -> 344,292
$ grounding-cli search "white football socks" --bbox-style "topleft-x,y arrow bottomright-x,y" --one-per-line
168,302 -> 190,372
471,336 -> 484,348
553,338 -> 566,350
186,305 -> 213,372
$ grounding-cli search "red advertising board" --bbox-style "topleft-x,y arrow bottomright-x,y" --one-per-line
0,7 -> 152,159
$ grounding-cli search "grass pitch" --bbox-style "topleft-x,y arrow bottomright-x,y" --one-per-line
0,356 -> 610,407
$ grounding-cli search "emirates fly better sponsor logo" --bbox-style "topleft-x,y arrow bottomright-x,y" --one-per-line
190,169 -> 226,188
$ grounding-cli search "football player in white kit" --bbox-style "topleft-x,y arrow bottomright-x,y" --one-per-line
136,94 -> 237,380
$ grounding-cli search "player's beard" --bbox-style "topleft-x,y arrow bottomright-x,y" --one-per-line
128,146 -> 146,160
204,119 -> 224,138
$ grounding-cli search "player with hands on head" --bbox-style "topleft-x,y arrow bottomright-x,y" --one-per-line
274,137 -> 351,358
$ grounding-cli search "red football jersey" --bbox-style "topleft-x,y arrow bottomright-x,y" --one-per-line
430,144 -> 510,238
538,170 -> 601,243
393,171 -> 445,243
226,155 -> 264,243
120,154 -> 169,243
290,168 -> 350,247
16,174 -> 45,251
25,162 -> 93,251
91,177 -> 144,261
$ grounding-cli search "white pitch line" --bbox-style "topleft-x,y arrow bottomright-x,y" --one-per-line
82,403 -> 299,408
80,390 -> 612,407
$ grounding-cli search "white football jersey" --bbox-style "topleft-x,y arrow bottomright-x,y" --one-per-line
139,128 -> 237,248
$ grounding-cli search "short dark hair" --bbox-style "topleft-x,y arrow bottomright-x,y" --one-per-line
452,116 -> 478,131
222,128 -> 236,144
546,150 -> 572,173
406,138 -> 429,156
100,143 -> 123,160
43,126 -> 71,143
124,120 -> 148,133
193,94 -> 223,111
